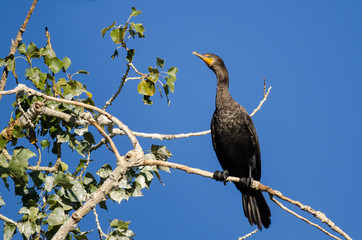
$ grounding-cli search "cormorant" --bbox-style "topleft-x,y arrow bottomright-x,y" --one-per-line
193,51 -> 271,229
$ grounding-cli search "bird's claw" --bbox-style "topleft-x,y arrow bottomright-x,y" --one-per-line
213,170 -> 229,185
246,176 -> 254,188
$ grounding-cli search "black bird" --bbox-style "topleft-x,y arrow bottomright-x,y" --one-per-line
193,51 -> 271,229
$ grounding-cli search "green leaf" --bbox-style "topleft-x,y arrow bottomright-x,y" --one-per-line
62,57 -> 71,70
167,77 -> 175,93
99,201 -> 108,211
147,67 -> 159,83
167,66 -> 178,78
18,220 -> 36,239
59,162 -> 68,171
131,7 -> 141,17
101,21 -> 116,37
29,171 -> 44,187
48,57 -> 64,73
44,175 -> 55,192
18,43 -> 27,55
76,70 -> 89,75
96,164 -> 112,178
76,140 -> 91,157
74,127 -> 88,136
126,49 -> 135,62
11,125 -> 24,139
110,189 -> 125,204
0,134 -> 7,149
110,28 -> 125,44
5,59 -> 15,72
143,95 -> 153,105
54,172 -> 73,188
40,139 -> 50,149
131,23 -> 145,35
83,172 -> 96,185
137,80 -> 155,96
4,222 -> 16,240
27,42 -> 40,58
131,182 -> 143,197
151,145 -> 172,160
25,67 -> 47,90
156,57 -> 165,69
83,132 -> 95,144
0,153 -> 9,169
47,207 -> 67,226
66,180 -> 86,202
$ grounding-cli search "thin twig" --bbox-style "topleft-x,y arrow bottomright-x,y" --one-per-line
93,207 -> 107,239
102,63 -> 131,111
270,197 -> 341,240
249,86 -> 272,117
34,143 -> 41,167
77,152 -> 91,181
0,0 -> 38,101
89,120 -> 122,162
238,229 -> 258,240
27,142 -> 61,172
129,63 -> 147,77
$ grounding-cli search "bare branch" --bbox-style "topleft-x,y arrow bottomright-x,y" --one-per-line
270,197 -> 341,240
89,120 -> 122,162
249,86 -> 272,117
111,128 -> 211,140
238,229 -> 258,240
27,143 -> 62,172
129,63 -> 147,77
0,84 -> 142,151
142,159 -> 351,240
0,0 -> 38,101
102,63 -> 131,111
0,213 -> 17,226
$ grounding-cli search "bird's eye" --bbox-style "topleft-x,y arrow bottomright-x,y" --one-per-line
208,55 -> 212,58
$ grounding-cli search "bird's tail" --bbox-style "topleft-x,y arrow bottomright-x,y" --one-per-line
241,190 -> 271,229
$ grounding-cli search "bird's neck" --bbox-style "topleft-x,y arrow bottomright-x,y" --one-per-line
215,68 -> 232,109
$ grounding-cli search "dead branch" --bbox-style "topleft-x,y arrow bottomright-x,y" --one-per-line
0,0 -> 38,101
142,159 -> 351,240
238,229 -> 258,240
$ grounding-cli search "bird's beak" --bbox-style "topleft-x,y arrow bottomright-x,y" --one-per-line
192,51 -> 213,67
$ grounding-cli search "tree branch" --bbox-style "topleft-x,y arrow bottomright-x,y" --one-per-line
0,84 -> 142,152
0,0 -> 38,101
0,213 -> 17,226
102,63 -> 131,111
51,150 -> 143,240
93,207 -> 107,239
238,229 -> 258,240
270,197 -> 341,240
142,159 -> 351,240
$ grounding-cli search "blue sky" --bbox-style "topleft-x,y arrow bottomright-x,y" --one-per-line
1,0 -> 362,239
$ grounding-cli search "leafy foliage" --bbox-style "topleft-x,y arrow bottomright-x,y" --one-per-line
101,7 -> 178,105
0,5 -> 178,240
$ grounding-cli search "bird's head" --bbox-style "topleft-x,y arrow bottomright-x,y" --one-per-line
192,51 -> 225,72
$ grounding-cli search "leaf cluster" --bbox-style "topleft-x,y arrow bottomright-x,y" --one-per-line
101,7 -> 178,105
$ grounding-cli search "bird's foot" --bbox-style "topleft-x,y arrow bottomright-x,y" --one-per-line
213,170 -> 229,185
243,176 -> 254,189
